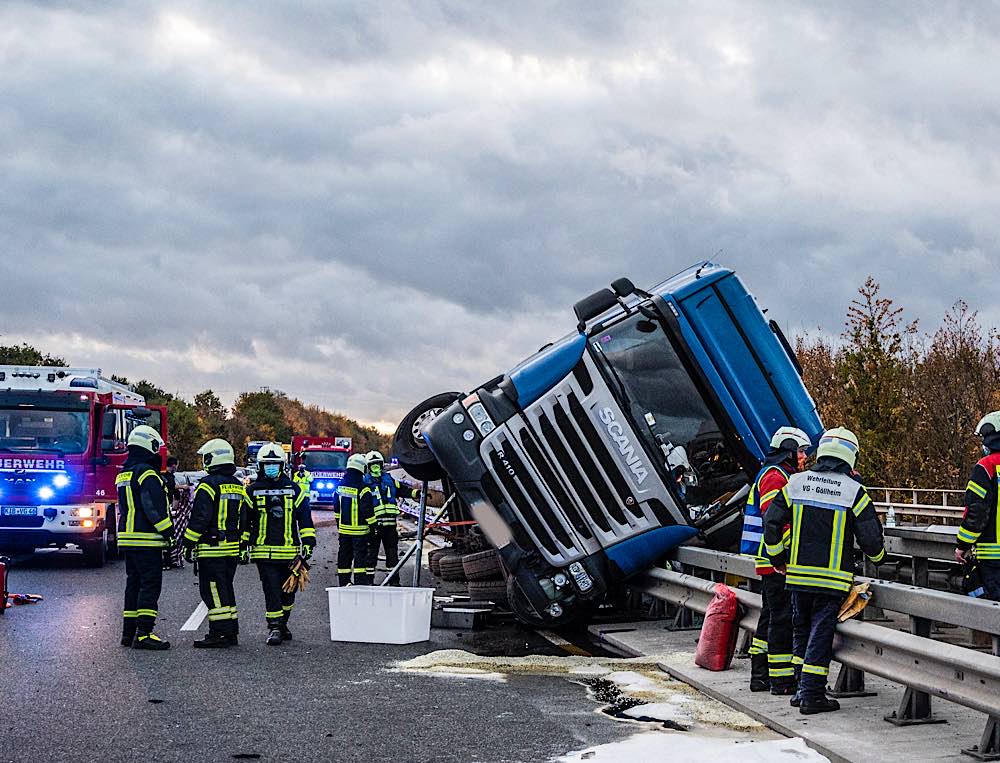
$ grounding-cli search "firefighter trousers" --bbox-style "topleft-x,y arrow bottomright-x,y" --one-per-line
337,533 -> 371,586
980,563 -> 1000,601
754,574 -> 794,682
256,561 -> 295,628
369,523 -> 400,585
123,549 -> 163,637
199,556 -> 239,636
791,590 -> 843,702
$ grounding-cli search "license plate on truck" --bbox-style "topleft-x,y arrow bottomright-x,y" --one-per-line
1,507 -> 36,516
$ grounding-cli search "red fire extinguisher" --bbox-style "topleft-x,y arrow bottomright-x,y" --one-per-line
0,556 -> 9,614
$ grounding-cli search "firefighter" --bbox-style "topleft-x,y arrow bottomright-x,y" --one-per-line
365,450 -> 420,585
763,427 -> 886,715
740,426 -> 811,695
116,425 -> 173,650
956,412 -> 1000,600
183,438 -> 249,648
335,453 -> 376,586
293,463 -> 312,497
244,442 -> 316,646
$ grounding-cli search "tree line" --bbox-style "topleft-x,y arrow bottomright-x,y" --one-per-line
0,343 -> 391,469
796,278 -> 1000,489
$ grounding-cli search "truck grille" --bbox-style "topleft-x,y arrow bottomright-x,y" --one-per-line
482,356 -> 677,565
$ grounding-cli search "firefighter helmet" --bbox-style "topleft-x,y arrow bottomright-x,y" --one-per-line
769,426 -> 811,453
976,412 -> 1000,437
127,425 -> 162,454
816,427 -> 860,468
197,438 -> 235,468
256,442 -> 287,465
347,453 -> 368,472
366,450 -> 385,467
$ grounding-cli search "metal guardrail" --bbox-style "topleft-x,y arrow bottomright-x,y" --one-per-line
871,486 -> 966,523
635,546 -> 1000,759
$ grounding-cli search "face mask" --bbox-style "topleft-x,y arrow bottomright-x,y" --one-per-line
370,465 -> 382,478
984,445 -> 992,457
264,464 -> 281,478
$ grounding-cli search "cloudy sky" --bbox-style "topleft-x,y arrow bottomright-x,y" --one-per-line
2,1 -> 999,431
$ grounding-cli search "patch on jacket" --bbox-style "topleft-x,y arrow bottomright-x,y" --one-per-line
786,471 -> 859,509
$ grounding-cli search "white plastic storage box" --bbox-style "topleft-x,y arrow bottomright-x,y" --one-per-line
326,585 -> 435,644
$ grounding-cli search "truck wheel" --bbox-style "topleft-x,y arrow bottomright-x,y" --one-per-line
81,533 -> 107,568
462,549 -> 503,581
392,392 -> 462,482
467,579 -> 508,605
438,553 -> 468,582
106,505 -> 120,561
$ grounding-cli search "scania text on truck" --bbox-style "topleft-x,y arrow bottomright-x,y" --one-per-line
291,436 -> 352,505
0,367 -> 168,566
392,263 -> 822,626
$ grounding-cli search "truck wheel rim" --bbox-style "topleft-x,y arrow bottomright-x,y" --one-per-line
411,408 -> 443,447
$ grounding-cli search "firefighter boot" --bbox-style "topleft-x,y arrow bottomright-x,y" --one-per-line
193,630 -> 234,649
121,620 -> 138,647
770,677 -> 797,696
799,696 -> 841,715
134,632 -> 171,650
280,613 -> 292,641
790,665 -> 803,707
749,653 -> 769,692
266,627 -> 283,646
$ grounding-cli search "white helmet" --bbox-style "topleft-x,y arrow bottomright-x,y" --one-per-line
366,450 -> 385,467
127,425 -> 163,454
976,412 -> 1000,437
347,453 -> 368,472
197,438 -> 235,468
256,442 -> 287,465
769,426 -> 811,453
816,427 -> 860,469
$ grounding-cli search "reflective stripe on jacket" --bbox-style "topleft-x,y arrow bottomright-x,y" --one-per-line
184,470 -> 250,558
959,453 -> 1000,562
741,464 -> 790,575
116,461 -> 172,548
244,477 -> 315,561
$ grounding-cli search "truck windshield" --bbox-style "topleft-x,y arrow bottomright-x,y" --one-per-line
591,313 -> 747,506
0,393 -> 91,455
301,452 -> 348,470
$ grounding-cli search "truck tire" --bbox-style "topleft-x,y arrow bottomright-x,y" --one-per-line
462,549 -> 503,581
506,577 -> 583,629
467,579 -> 508,605
438,553 -> 467,582
81,532 -> 107,568
106,505 -> 120,561
427,548 -> 450,577
392,392 -> 462,482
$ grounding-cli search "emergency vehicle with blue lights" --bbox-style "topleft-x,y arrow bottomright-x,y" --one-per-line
292,435 -> 352,506
0,367 -> 168,566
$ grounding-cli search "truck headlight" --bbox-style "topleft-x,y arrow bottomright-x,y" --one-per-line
465,399 -> 496,437
53,474 -> 70,488
72,507 -> 94,518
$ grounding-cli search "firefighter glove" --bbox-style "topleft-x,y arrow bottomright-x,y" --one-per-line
239,544 -> 250,565
301,542 -> 314,560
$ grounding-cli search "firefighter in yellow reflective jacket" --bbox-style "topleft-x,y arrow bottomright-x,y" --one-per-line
244,443 -> 316,646
116,425 -> 173,650
365,450 -> 420,585
183,438 -> 250,648
957,412 -> 1000,600
764,427 -> 885,715
293,463 -> 312,496
336,454 -> 376,586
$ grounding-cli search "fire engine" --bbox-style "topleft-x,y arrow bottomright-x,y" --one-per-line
0,367 -> 168,566
291,435 -> 352,506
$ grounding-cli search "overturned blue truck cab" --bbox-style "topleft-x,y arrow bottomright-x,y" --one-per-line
395,263 -> 823,626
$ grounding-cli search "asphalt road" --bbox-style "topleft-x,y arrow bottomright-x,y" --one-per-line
0,525 -> 630,763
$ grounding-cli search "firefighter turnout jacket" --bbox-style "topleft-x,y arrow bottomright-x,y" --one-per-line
336,469 -> 376,535
763,463 -> 886,594
959,452 -> 1000,563
368,474 -> 419,526
184,465 -> 250,558
116,456 -> 173,548
244,474 -> 316,561
742,464 -> 792,575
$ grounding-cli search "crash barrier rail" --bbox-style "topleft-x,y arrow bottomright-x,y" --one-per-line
871,486 -> 966,524
634,546 -> 1000,760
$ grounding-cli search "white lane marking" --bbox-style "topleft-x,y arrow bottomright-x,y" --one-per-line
180,601 -> 208,631
538,629 -> 592,657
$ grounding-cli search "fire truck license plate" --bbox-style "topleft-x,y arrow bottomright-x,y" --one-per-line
1,507 -> 36,516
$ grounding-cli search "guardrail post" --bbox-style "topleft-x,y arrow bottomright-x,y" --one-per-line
963,638 -> 1000,760
828,664 -> 877,698
912,555 -> 930,588
665,563 -> 700,631
884,616 -> 947,726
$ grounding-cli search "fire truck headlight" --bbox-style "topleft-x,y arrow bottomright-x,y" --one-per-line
53,474 -> 70,488
38,487 -> 54,501
73,507 -> 94,518
82,519 -> 94,528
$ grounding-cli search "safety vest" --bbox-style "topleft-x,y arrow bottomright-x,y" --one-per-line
245,480 -> 313,561
960,453 -> 1000,560
370,475 -> 403,525
336,484 -> 374,535
765,470 -> 886,594
116,465 -> 172,549
741,465 -> 790,574
184,474 -> 248,558
293,470 -> 311,491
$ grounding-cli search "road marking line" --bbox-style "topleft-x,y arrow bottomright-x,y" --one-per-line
180,602 -> 208,631
539,629 -> 592,657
